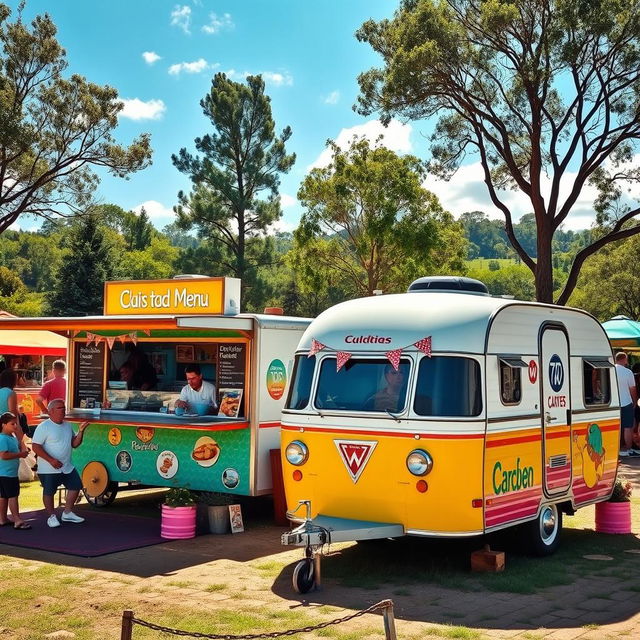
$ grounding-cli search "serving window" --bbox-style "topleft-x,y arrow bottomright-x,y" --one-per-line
498,356 -> 527,406
73,338 -> 247,417
583,357 -> 612,406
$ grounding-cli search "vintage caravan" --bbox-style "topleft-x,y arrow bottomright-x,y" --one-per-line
0,277 -> 309,504
281,277 -> 619,593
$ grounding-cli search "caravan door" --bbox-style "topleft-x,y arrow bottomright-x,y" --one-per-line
540,325 -> 572,495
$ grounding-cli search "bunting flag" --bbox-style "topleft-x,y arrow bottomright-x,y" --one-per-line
72,330 -> 80,338
85,332 -> 96,345
308,338 -> 326,358
129,332 -> 138,345
385,349 -> 403,371
336,351 -> 352,371
414,336 -> 432,357
105,336 -> 116,350
142,329 -> 151,336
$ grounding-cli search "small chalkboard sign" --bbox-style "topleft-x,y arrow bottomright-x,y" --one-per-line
73,341 -> 106,408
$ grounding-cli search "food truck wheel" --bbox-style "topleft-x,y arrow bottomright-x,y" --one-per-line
81,462 -> 117,507
527,503 -> 562,556
83,482 -> 119,508
292,558 -> 315,594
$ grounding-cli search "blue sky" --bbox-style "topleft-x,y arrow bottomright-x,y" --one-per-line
10,1 -> 597,232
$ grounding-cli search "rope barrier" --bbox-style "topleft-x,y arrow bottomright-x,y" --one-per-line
120,599 -> 396,640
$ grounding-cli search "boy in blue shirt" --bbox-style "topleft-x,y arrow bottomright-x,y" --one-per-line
0,411 -> 31,529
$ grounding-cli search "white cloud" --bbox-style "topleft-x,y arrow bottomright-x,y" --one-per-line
142,51 -> 161,65
168,58 -> 210,76
133,200 -> 175,229
427,161 -> 601,231
324,90 -> 340,105
308,119 -> 413,170
170,5 -> 191,34
268,217 -> 296,233
119,98 -> 166,121
202,12 -> 234,34
224,69 -> 293,87
280,193 -> 297,209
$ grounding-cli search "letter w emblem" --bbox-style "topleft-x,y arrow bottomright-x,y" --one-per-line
334,440 -> 378,483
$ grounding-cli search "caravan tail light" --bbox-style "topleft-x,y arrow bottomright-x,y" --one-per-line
285,441 -> 309,466
406,449 -> 433,476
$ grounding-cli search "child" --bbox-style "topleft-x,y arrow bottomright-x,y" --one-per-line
0,411 -> 31,529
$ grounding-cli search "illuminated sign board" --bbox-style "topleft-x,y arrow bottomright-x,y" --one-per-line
104,277 -> 240,316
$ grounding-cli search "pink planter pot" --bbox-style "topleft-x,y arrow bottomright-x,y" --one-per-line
161,504 -> 197,539
595,501 -> 632,534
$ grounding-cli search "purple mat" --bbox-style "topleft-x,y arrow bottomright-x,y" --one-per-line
0,509 -> 166,557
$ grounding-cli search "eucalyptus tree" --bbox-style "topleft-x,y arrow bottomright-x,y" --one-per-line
357,0 -> 640,303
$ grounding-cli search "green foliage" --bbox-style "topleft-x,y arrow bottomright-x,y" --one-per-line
356,0 -> 640,303
609,478 -> 632,503
164,487 -> 196,507
467,263 -> 536,300
0,4 -> 152,234
47,212 -> 119,316
172,73 -> 295,308
294,136 -> 466,298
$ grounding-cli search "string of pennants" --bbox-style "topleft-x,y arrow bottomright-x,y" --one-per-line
308,336 -> 432,372
73,329 -> 152,350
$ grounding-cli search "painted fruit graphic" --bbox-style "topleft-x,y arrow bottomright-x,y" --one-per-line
578,423 -> 605,488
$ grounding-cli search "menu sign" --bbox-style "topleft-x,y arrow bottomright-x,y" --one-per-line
216,343 -> 246,399
74,342 -> 106,407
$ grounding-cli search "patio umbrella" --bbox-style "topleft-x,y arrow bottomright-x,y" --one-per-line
602,315 -> 640,349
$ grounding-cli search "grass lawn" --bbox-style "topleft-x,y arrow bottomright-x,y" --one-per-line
3,486 -> 638,639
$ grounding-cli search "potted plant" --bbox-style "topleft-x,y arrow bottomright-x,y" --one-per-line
161,487 -> 197,539
595,477 -> 632,534
194,491 -> 234,534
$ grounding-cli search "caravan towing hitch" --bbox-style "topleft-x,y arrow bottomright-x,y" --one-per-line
282,500 -> 329,594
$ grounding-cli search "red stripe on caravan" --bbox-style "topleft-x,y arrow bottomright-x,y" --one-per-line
486,433 -> 541,448
259,422 -> 281,428
281,424 -> 484,439
486,497 -> 541,518
546,429 -> 571,440
573,423 -> 620,436
486,500 -> 540,526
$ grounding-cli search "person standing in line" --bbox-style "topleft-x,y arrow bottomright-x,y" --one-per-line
0,369 -> 23,442
35,359 -> 67,414
30,399 -> 90,527
0,412 -> 31,529
615,352 -> 639,457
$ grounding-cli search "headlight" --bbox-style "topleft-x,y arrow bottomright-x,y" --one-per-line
406,449 -> 433,476
285,440 -> 309,466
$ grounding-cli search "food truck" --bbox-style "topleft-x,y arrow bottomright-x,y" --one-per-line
0,325 -> 67,426
280,277 -> 619,593
0,277 -> 310,505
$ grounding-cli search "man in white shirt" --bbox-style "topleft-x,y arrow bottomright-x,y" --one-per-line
31,399 -> 91,527
615,352 -> 639,457
175,364 -> 217,413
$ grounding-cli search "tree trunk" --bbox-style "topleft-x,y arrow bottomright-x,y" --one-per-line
535,222 -> 554,303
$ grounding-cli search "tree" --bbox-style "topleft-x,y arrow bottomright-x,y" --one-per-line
48,212 -> 117,316
0,4 -> 152,233
172,73 -> 295,305
356,0 -> 640,304
294,136 -> 466,296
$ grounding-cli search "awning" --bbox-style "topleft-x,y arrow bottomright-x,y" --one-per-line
583,357 -> 614,369
498,356 -> 528,368
0,329 -> 66,357
602,316 -> 640,348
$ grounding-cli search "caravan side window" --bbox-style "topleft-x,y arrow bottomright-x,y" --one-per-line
286,355 -> 316,410
498,357 -> 527,406
414,356 -> 482,417
583,358 -> 612,406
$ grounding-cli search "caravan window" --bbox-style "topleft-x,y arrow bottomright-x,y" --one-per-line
314,358 -> 410,413
414,356 -> 482,417
498,356 -> 527,405
286,355 -> 316,410
583,358 -> 612,406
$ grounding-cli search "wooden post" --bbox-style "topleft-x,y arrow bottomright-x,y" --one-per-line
313,553 -> 321,590
381,600 -> 397,640
121,609 -> 134,640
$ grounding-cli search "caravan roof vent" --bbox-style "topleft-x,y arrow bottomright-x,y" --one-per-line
408,276 -> 490,296
173,274 -> 209,279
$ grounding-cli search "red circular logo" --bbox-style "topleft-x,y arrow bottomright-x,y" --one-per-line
528,360 -> 538,383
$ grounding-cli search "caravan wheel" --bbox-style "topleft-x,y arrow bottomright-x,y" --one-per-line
292,558 -> 315,594
527,503 -> 562,556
